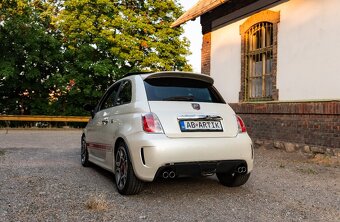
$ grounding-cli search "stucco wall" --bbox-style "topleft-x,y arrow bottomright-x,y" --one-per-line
210,0 -> 340,103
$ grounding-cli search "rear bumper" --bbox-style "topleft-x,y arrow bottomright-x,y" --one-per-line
125,133 -> 254,182
155,160 -> 248,178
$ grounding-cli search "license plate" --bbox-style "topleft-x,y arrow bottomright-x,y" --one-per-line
179,120 -> 223,132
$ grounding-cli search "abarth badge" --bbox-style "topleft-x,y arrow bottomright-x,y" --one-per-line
191,103 -> 200,110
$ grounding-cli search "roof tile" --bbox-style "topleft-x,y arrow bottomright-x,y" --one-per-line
171,0 -> 229,27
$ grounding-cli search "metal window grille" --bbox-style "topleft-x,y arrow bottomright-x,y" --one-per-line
245,22 -> 273,101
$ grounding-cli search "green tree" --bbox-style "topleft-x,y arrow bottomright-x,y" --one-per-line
0,0 -> 63,115
53,0 -> 192,113
0,0 -> 192,116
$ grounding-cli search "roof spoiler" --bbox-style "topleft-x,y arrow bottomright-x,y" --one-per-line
142,71 -> 214,85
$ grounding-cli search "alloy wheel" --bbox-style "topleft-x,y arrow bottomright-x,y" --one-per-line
115,146 -> 128,190
81,138 -> 87,164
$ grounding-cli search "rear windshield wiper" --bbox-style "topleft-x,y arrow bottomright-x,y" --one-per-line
162,96 -> 194,101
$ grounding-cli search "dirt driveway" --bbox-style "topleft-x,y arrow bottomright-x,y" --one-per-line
0,130 -> 339,221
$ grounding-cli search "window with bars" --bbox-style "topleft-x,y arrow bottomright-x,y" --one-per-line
244,22 -> 274,101
239,10 -> 279,102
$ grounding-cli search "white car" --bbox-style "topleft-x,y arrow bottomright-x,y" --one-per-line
82,71 -> 254,195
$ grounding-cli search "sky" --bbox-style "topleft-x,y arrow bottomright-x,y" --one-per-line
178,0 -> 201,73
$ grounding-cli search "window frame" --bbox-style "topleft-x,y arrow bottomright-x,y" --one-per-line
115,80 -> 132,106
239,10 -> 280,102
97,81 -> 122,112
97,79 -> 133,112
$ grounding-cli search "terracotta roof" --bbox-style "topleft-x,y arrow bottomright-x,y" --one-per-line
171,0 -> 229,27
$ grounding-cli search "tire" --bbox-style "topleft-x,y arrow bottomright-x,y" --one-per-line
114,141 -> 144,195
217,172 -> 251,187
81,135 -> 90,167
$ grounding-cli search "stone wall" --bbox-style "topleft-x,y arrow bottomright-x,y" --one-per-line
230,101 -> 340,155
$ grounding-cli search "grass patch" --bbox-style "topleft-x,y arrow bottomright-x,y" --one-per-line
85,194 -> 108,211
309,154 -> 339,167
0,150 -> 5,156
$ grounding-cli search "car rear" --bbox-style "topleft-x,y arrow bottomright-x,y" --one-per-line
127,72 -> 253,182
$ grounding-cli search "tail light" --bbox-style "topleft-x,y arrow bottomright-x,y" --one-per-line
142,113 -> 164,134
236,115 -> 247,133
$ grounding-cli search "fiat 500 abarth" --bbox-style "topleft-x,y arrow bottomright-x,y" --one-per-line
81,71 -> 254,195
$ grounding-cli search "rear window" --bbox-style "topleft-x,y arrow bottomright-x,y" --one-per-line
143,77 -> 225,103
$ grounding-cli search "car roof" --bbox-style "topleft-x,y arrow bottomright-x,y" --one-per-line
124,71 -> 214,85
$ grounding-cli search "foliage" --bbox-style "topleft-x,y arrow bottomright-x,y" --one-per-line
0,0 -> 63,115
0,0 -> 191,116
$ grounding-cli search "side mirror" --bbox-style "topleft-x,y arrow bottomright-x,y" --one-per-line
83,104 -> 96,118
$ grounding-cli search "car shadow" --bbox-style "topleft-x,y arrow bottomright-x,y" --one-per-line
87,162 -> 116,183
86,163 -> 252,196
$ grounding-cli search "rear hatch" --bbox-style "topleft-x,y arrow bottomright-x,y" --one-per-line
142,72 -> 238,138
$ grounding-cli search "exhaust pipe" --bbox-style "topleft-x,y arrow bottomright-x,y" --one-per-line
242,167 -> 247,173
169,171 -> 176,179
237,166 -> 247,174
162,171 -> 169,179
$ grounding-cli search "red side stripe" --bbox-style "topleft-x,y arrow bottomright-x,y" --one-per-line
87,142 -> 112,151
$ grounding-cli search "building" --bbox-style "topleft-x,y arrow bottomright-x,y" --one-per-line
172,0 -> 340,154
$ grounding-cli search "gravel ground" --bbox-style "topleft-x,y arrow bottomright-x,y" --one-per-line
0,130 -> 339,222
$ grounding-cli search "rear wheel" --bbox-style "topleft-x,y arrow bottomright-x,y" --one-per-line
217,172 -> 250,187
115,142 -> 143,195
81,136 -> 90,167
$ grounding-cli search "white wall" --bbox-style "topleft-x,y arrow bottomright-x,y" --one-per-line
211,0 -> 340,102
211,20 -> 244,103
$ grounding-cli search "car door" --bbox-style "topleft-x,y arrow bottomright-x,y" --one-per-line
101,80 -> 133,169
86,82 -> 121,168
